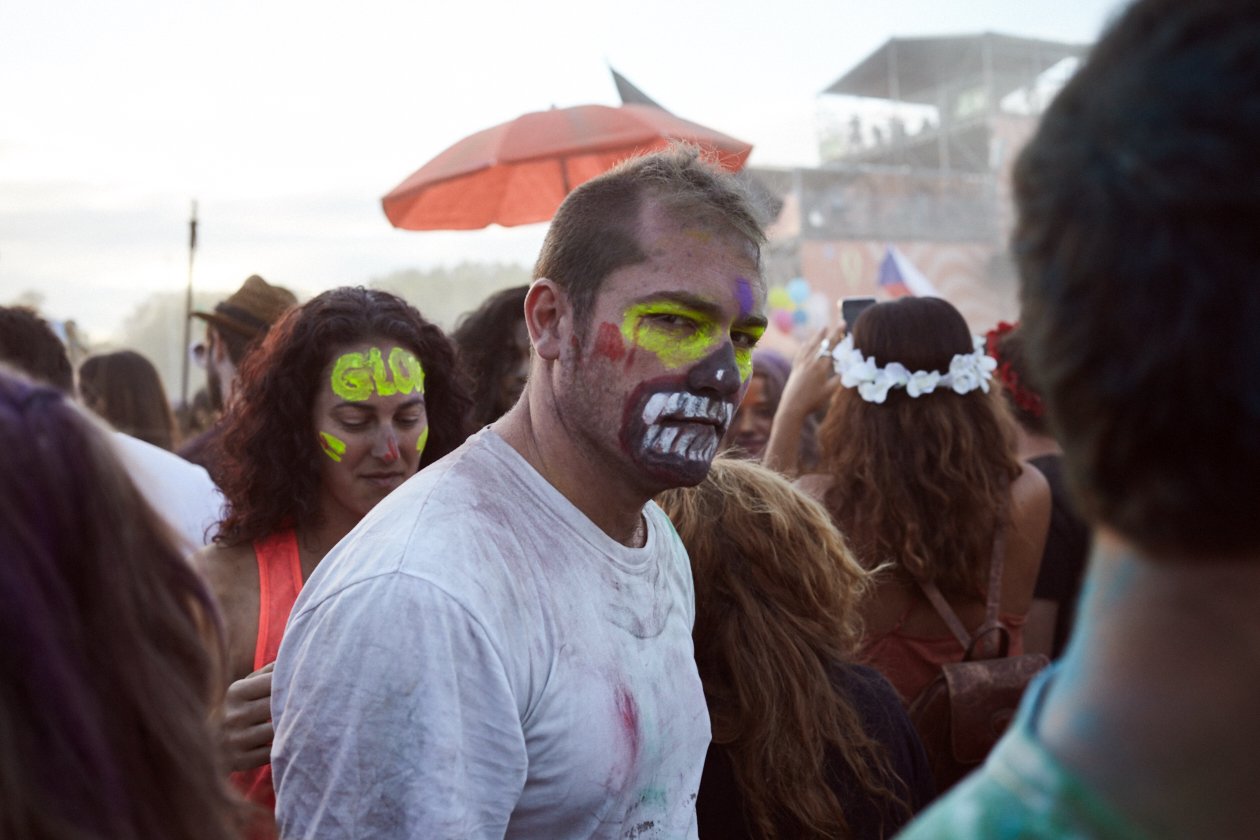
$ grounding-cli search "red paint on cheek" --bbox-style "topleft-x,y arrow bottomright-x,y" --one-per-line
594,321 -> 626,362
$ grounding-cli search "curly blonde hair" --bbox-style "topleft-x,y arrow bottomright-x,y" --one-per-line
658,458 -> 906,839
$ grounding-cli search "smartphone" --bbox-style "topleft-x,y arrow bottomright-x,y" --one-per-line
840,296 -> 877,329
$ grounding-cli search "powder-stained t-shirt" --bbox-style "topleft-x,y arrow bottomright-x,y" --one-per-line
270,429 -> 711,840
896,667 -> 1151,840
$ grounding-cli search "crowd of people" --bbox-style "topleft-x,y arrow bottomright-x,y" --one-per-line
2,0 -> 1257,835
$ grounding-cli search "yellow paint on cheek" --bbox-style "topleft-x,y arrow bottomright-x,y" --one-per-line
331,346 -> 426,401
319,431 -> 347,463
619,303 -> 719,369
415,425 -> 429,457
734,325 -> 765,383
736,349 -> 754,382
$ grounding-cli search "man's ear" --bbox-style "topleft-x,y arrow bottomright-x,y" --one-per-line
524,279 -> 569,361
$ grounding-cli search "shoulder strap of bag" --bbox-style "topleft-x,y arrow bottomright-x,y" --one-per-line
913,523 -> 1008,658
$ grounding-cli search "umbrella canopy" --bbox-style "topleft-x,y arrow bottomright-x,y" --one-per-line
382,103 -> 753,231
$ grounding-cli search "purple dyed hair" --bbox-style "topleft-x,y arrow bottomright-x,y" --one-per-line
0,364 -> 243,838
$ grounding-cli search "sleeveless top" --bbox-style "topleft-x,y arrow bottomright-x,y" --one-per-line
229,528 -> 304,814
862,599 -> 1028,706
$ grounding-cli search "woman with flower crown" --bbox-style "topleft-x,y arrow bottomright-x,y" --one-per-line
766,296 -> 1051,705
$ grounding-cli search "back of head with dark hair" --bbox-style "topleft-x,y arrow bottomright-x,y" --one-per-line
79,349 -> 179,450
0,365 -> 241,839
214,286 -> 474,545
819,297 -> 1020,594
1013,0 -> 1260,558
0,306 -> 74,392
533,144 -> 766,331
452,285 -> 530,427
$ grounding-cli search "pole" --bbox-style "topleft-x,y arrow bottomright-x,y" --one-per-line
179,200 -> 198,408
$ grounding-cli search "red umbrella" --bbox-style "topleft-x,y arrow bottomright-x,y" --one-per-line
382,103 -> 753,231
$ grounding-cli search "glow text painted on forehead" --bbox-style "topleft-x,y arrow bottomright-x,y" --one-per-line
331,346 -> 426,402
619,302 -> 765,382
319,431 -> 347,463
638,390 -> 735,464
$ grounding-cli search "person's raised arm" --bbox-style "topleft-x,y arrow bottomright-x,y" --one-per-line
762,325 -> 844,477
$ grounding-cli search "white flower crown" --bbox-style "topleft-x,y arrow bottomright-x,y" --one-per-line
829,334 -> 997,404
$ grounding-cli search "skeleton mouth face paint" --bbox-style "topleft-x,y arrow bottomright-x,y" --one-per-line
621,378 -> 737,486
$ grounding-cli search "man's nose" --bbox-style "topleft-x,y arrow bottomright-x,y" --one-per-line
373,428 -> 401,463
686,344 -> 741,398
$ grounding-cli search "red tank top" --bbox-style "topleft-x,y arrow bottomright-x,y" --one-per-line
229,528 -> 303,819
862,604 -> 1028,705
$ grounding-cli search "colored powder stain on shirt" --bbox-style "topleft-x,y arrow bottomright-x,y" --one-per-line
615,685 -> 641,768
319,431 -> 347,462
594,321 -> 626,362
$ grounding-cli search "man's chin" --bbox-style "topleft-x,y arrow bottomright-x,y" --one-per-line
635,450 -> 715,489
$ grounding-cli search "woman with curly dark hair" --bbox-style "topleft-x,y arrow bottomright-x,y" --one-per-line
774,297 -> 1050,705
452,285 -> 530,428
0,366 -> 244,840
658,457 -> 933,839
194,287 -> 472,824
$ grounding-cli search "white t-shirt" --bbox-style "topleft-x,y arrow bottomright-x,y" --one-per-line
271,429 -> 711,839
109,431 -> 222,551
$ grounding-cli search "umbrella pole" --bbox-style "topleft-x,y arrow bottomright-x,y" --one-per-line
179,200 -> 198,409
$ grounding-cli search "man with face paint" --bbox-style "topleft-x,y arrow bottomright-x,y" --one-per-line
271,147 -> 768,839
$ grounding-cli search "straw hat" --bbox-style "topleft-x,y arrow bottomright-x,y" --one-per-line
193,275 -> 297,340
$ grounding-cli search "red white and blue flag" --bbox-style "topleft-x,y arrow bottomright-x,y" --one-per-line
877,245 -> 941,298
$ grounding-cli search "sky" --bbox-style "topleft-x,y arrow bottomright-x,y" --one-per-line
1,0 -> 1127,341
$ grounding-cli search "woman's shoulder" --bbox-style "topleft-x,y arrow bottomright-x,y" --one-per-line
1014,459 -> 1052,502
192,540 -> 259,608
1002,462 -> 1054,605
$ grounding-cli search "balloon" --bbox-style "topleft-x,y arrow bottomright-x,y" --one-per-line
792,308 -> 809,326
787,277 -> 811,304
768,286 -> 793,310
772,309 -> 795,333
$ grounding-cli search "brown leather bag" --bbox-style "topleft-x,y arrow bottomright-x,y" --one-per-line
905,532 -> 1050,794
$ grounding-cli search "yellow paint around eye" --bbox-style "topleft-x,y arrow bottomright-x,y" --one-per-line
319,431 -> 347,463
733,324 -> 767,382
331,346 -> 426,402
620,302 -> 719,369
415,425 -> 429,457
